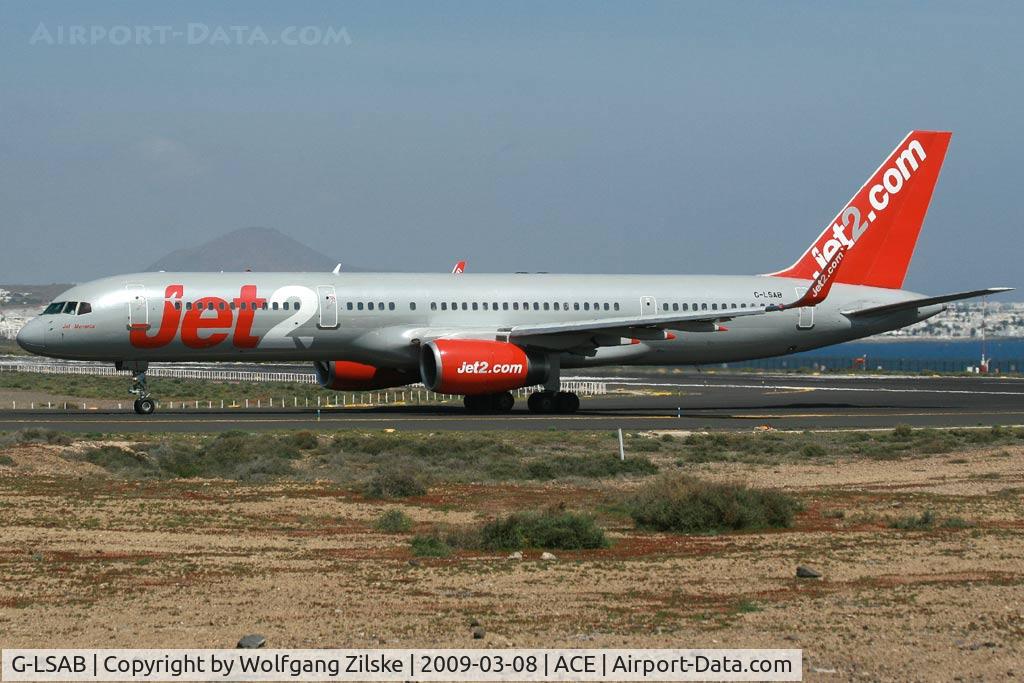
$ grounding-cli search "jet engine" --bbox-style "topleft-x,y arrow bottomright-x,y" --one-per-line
313,360 -> 413,391
419,340 -> 550,395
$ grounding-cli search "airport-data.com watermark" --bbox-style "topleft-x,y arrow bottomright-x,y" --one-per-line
29,23 -> 352,47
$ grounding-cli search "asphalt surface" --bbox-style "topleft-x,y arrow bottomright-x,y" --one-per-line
1,373 -> 1023,432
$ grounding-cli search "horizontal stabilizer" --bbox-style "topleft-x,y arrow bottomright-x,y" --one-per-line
841,287 -> 1013,318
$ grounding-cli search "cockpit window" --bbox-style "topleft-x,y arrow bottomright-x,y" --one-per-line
63,302 -> 78,315
43,302 -> 65,315
77,302 -> 92,315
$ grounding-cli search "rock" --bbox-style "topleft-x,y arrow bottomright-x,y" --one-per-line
507,551 -> 523,560
237,634 -> 266,649
796,565 -> 822,579
471,626 -> 486,639
408,559 -> 421,567
540,552 -> 557,561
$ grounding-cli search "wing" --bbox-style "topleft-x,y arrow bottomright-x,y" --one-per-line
841,287 -> 1013,317
506,307 -> 766,338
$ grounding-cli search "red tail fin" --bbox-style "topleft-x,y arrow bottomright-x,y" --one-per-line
768,130 -> 951,289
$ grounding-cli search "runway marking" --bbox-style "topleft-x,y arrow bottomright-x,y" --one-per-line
4,409 -> 1024,426
607,381 -> 1024,396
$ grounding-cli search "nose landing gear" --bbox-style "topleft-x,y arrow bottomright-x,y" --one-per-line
116,361 -> 156,415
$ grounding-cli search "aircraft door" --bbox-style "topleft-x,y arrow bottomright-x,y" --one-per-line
126,284 -> 149,331
640,296 -> 657,317
795,287 -> 815,329
317,285 -> 339,329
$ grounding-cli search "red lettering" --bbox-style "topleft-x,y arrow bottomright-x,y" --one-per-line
129,285 -> 182,349
232,285 -> 265,348
181,297 -> 232,348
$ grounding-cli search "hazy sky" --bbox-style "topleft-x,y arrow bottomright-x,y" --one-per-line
1,1 -> 1021,293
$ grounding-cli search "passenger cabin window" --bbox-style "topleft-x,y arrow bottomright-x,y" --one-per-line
409,302 -> 416,311
614,303 -> 620,311
283,302 -> 290,311
347,302 -> 353,310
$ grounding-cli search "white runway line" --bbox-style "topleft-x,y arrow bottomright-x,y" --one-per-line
599,381 -> 1024,396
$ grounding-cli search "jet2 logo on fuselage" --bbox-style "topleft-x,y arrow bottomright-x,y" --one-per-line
130,284 -> 266,350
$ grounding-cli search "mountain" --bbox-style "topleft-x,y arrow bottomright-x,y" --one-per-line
145,227 -> 364,273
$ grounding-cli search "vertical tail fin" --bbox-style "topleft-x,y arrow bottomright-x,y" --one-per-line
768,130 -> 952,289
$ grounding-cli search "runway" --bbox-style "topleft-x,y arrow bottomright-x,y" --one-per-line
2,373 -> 1024,432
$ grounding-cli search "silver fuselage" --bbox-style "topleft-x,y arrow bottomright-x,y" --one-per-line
16,272 -> 942,370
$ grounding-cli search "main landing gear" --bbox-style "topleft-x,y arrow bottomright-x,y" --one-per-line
462,393 -> 512,413
117,361 -> 156,415
527,390 -> 580,414
464,392 -> 516,413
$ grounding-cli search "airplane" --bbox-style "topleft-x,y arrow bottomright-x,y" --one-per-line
16,130 -> 1010,415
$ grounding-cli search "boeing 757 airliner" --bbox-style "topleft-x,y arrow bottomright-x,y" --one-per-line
17,131 -> 1010,414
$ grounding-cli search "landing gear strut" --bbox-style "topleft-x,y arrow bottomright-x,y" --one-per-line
526,353 -> 579,414
117,361 -> 156,415
463,392 -> 515,413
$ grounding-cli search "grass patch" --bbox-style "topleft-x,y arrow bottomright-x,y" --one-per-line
374,509 -> 414,533
888,510 -> 975,530
479,509 -> 608,550
410,533 -> 452,557
361,467 -> 429,498
408,508 -> 609,555
889,510 -> 935,530
627,474 -> 801,534
0,429 -> 72,447
316,432 -> 657,484
71,431 -> 302,481
0,454 -> 15,467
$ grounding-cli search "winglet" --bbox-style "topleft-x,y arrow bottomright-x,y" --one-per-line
452,260 -> 466,274
767,237 -> 848,311
332,263 -> 342,275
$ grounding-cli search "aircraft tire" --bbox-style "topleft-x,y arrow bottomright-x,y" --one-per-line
528,391 -> 556,413
134,398 -> 156,415
556,391 -> 580,414
495,391 -> 515,412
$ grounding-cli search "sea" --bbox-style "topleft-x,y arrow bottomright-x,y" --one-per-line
733,338 -> 1024,373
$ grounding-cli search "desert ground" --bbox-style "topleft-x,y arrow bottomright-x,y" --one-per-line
0,428 -> 1021,681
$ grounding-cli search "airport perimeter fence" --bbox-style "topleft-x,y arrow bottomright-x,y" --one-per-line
0,361 -> 606,411
727,356 -> 1024,374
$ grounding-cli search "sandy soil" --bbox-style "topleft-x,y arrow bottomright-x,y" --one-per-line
0,442 -> 1022,681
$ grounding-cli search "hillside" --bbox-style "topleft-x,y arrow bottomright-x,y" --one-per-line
145,227 -> 361,273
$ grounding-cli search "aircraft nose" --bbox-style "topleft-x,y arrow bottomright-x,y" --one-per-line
16,320 -> 44,353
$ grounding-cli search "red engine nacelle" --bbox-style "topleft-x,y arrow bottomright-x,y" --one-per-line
419,340 -> 549,395
313,360 -> 412,391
